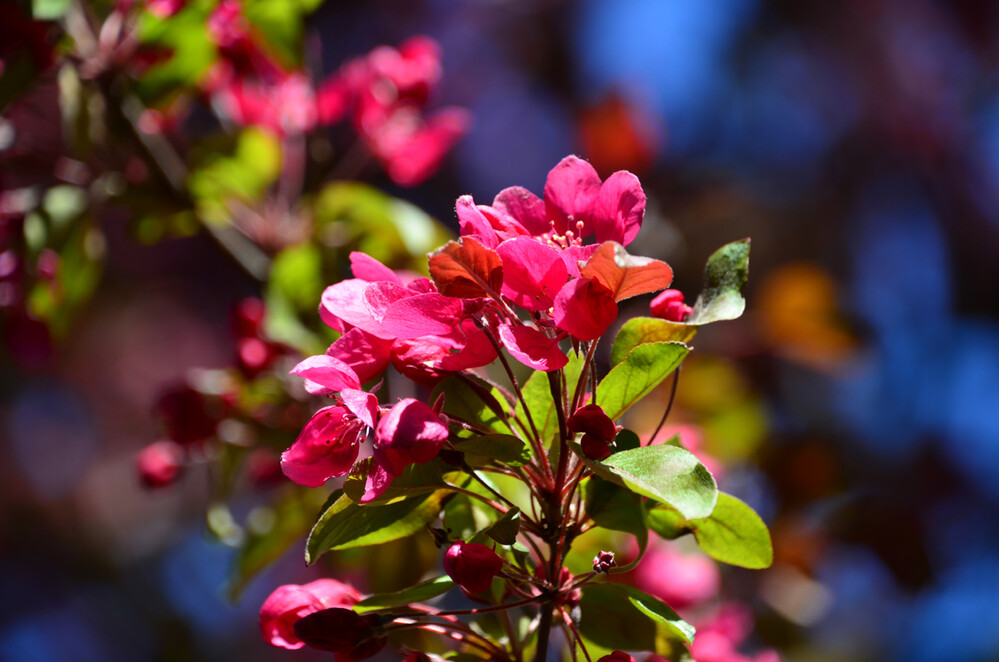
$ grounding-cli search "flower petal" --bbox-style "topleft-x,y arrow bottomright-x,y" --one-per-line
496,237 -> 569,311
290,354 -> 362,395
327,328 -> 393,384
544,155 -> 601,236
592,170 -> 646,245
493,186 -> 549,236
350,252 -> 399,284
497,322 -> 568,372
340,389 -> 380,429
260,584 -> 324,650
553,278 -> 618,341
281,406 -> 360,487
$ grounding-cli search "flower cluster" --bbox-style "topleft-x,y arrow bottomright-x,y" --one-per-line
201,3 -> 467,185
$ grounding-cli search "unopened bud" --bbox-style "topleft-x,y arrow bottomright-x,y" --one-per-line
443,541 -> 504,594
593,550 -> 616,574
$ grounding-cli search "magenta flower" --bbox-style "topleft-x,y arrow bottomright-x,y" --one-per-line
320,278 -> 463,340
552,277 -> 618,341
632,541 -> 720,610
370,398 -> 449,477
281,405 -> 368,487
496,236 -> 569,311
259,578 -> 362,650
497,322 -> 568,372
443,541 -> 505,594
650,288 -> 693,322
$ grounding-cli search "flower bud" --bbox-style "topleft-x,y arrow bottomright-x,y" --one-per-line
580,433 -> 612,460
650,289 -> 693,322
260,579 -> 362,650
593,550 -> 616,574
598,652 -> 636,662
293,608 -> 386,659
568,404 -> 616,442
136,440 -> 183,488
442,541 -> 504,594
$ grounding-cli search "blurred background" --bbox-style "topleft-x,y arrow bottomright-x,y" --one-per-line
3,0 -> 999,660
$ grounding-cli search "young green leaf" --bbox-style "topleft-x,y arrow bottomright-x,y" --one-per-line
485,507 -> 522,545
689,493 -> 773,569
687,238 -> 750,325
646,504 -> 691,540
596,341 -> 689,420
610,317 -> 698,367
305,491 -> 447,564
573,443 -> 717,520
352,575 -> 456,613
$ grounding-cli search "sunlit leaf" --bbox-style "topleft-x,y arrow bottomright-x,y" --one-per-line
305,490 -> 447,564
485,507 -> 521,545
353,575 -> 456,613
687,238 -> 750,325
596,341 -> 689,420
579,583 -> 694,653
428,237 -> 503,298
611,317 -> 697,367
573,442 -> 717,520
689,493 -> 773,569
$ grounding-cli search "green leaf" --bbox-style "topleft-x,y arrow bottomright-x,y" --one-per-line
611,317 -> 698,367
646,504 -> 691,540
574,443 -> 717,520
596,342 -> 689,420
188,129 -> 282,225
32,0 -> 69,19
268,243 -> 323,311
455,434 -> 529,466
584,477 -> 646,540
689,493 -> 773,569
485,507 -> 521,545
615,429 -> 641,453
353,575 -> 455,613
514,351 -> 584,448
343,459 -> 446,504
579,583 -> 695,653
687,238 -> 751,325
305,490 -> 446,564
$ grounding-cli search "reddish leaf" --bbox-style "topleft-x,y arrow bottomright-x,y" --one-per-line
429,237 -> 504,298
581,241 -> 673,302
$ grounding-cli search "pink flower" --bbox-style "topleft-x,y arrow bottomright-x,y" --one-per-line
650,289 -> 693,322
145,0 -> 185,17
688,603 -> 780,662
367,399 -> 449,498
136,440 -> 183,488
497,321 -> 568,372
552,277 -> 618,341
443,541 -> 504,594
631,541 -> 720,610
320,278 -> 463,340
281,405 -> 368,487
259,578 -> 362,650
496,236 -> 569,311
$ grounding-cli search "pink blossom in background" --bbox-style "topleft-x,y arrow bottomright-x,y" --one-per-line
630,540 -> 720,610
136,440 -> 183,488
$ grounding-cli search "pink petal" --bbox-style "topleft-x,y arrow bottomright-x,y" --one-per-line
301,578 -> 362,608
492,186 -> 549,236
553,278 -> 618,341
350,252 -> 399,284
497,322 -> 568,372
496,237 -> 568,311
290,354 -> 362,395
543,155 -> 602,236
592,170 -> 646,245
456,195 -> 500,248
560,244 -> 600,278
281,406 -> 360,487
380,292 -> 463,338
321,280 -> 384,337
315,72 -> 352,126
360,456 -> 395,503
259,584 -> 324,649
327,328 -> 393,384
374,398 -> 449,466
340,389 -> 380,429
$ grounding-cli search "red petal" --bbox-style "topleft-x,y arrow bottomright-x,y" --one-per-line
281,407 -> 360,487
553,278 -> 618,341
493,186 -> 549,236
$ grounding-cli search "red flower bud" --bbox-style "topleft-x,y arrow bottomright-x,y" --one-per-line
581,433 -> 612,460
593,550 -> 616,574
136,440 -> 183,488
650,289 -> 693,322
442,541 -> 504,594
568,404 -> 616,442
598,652 -> 636,662
293,608 -> 386,660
